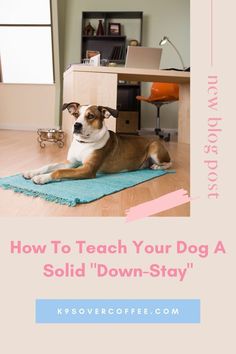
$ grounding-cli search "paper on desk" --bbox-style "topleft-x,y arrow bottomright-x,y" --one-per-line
89,54 -> 100,67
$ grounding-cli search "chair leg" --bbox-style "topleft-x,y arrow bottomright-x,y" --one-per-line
154,105 -> 171,142
154,106 -> 161,135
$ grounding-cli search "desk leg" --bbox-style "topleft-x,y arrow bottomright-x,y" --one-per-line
178,82 -> 190,144
63,71 -> 118,137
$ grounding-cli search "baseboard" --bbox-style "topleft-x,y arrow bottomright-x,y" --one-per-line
0,124 -> 59,131
139,128 -> 178,138
162,128 -> 178,138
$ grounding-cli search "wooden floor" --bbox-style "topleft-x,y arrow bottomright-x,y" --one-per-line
0,130 -> 190,217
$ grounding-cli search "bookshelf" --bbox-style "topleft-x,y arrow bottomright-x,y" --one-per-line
81,11 -> 143,133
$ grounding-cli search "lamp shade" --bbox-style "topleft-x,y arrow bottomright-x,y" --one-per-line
159,36 -> 168,46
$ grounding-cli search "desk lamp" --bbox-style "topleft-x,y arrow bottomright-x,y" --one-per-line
159,36 -> 186,70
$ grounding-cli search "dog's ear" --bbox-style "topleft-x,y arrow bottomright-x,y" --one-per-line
98,106 -> 119,119
62,102 -> 80,117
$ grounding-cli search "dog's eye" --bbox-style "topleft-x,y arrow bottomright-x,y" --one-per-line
87,113 -> 95,120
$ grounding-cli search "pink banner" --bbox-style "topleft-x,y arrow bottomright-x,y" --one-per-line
126,189 -> 194,222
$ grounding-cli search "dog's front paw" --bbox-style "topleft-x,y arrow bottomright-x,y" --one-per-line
32,173 -> 52,185
23,170 -> 39,179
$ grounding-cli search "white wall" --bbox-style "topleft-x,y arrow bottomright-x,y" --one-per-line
63,0 -> 190,129
141,0 -> 190,129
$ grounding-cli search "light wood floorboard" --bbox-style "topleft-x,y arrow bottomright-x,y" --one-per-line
0,130 -> 190,217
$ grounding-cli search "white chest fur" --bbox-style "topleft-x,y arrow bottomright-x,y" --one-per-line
67,130 -> 110,163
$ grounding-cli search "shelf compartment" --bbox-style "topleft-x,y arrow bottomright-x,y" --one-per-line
82,36 -> 126,62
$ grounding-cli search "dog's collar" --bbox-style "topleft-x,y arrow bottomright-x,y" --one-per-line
75,130 -> 109,144
76,139 -> 90,143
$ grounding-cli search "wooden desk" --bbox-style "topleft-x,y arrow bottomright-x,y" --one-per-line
63,65 -> 190,143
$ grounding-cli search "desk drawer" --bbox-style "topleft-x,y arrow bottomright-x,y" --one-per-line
116,111 -> 139,133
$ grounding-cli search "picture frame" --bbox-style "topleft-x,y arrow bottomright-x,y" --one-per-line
108,23 -> 121,36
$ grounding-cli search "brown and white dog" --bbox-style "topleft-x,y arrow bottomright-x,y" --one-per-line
23,102 -> 172,184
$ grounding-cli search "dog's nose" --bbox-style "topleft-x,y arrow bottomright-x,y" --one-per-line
74,122 -> 83,133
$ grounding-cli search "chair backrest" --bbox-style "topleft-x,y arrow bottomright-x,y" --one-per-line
149,82 -> 179,101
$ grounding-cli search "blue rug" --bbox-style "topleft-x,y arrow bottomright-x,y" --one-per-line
0,170 -> 174,207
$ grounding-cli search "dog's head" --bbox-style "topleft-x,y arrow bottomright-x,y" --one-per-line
62,102 -> 119,142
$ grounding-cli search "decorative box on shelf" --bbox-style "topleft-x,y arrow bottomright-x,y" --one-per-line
37,129 -> 65,148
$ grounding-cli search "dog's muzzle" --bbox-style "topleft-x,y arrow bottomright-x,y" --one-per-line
74,122 -> 83,133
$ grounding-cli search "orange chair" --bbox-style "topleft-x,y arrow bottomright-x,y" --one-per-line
136,82 -> 179,141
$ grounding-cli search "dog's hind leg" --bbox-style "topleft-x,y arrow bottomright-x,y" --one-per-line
148,141 -> 172,170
